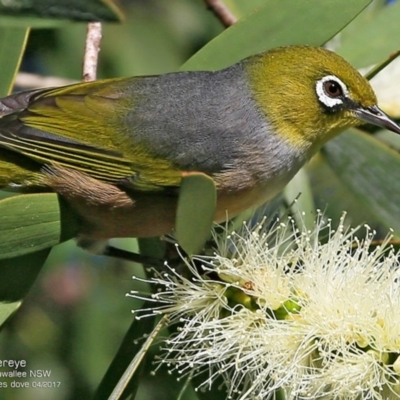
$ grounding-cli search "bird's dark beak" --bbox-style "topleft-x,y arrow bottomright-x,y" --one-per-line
354,105 -> 400,134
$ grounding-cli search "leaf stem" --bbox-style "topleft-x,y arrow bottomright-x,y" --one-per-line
365,48 -> 400,81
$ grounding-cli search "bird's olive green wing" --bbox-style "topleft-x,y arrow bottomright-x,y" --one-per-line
0,79 -> 183,190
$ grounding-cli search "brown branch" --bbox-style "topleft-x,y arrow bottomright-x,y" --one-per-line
82,22 -> 102,82
203,0 -> 237,27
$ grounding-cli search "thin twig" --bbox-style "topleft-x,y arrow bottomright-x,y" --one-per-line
82,22 -> 102,82
203,0 -> 237,27
15,72 -> 77,89
108,315 -> 168,400
365,48 -> 400,81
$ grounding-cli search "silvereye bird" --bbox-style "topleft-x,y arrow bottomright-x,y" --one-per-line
0,45 -> 399,243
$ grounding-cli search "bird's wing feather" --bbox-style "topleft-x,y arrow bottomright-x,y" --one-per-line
0,79 -> 183,190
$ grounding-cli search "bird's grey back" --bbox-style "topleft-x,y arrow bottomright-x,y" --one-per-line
121,62 -> 271,174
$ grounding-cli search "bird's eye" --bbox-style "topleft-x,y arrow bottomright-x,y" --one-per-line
316,75 -> 348,109
323,80 -> 343,98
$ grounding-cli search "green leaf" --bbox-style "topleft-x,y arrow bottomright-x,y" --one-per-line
175,173 -> 216,255
182,0 -> 371,71
0,301 -> 20,326
94,308 -> 158,400
0,17 -> 73,28
283,167 -> 316,231
108,315 -> 167,400
0,193 -> 77,259
0,248 -> 51,327
364,48 -> 400,81
0,27 -> 29,96
338,1 -> 400,68
0,0 -> 122,23
0,27 -> 44,325
222,0 -> 268,18
0,249 -> 51,300
306,154 -> 382,229
322,129 -> 400,233
138,237 -> 166,262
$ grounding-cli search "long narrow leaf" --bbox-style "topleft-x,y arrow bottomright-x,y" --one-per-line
322,129 -> 400,233
182,0 -> 371,71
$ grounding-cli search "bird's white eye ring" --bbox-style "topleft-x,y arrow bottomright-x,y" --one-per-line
316,75 -> 348,109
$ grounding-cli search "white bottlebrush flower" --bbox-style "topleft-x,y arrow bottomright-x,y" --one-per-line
128,214 -> 400,400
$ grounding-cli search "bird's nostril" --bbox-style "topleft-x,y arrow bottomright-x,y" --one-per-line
368,106 -> 382,116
